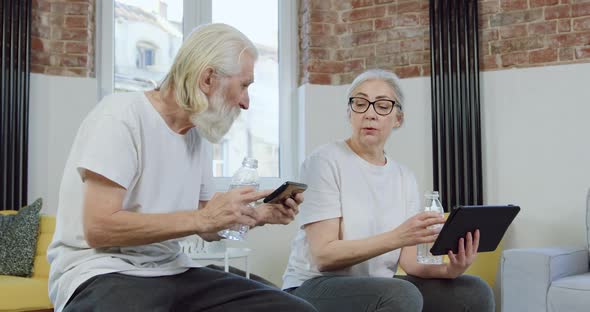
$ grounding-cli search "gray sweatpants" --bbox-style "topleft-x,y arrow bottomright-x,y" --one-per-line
287,274 -> 494,312
63,267 -> 317,312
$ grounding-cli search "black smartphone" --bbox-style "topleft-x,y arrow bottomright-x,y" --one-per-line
263,181 -> 308,204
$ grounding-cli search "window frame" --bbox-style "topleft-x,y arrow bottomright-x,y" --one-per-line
96,0 -> 298,192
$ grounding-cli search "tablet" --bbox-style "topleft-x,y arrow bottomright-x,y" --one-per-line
430,205 -> 520,256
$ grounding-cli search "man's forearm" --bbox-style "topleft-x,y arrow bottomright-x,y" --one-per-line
84,210 -> 202,248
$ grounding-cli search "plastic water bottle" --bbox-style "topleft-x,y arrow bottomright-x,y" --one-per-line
417,191 -> 444,264
218,157 -> 259,241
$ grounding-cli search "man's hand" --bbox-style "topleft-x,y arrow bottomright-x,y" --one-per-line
254,192 -> 304,226
445,229 -> 480,278
194,187 -> 272,234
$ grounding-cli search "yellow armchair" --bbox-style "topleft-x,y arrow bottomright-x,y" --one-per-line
0,211 -> 55,312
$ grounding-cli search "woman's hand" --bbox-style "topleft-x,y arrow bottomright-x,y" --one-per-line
445,229 -> 480,278
254,193 -> 304,226
390,211 -> 445,248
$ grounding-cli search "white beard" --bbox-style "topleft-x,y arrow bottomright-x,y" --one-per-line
191,86 -> 241,143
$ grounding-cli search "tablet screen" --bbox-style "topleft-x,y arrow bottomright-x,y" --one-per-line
430,205 -> 520,256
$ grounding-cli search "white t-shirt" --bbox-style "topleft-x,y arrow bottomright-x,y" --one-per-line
282,141 -> 421,289
47,92 -> 215,312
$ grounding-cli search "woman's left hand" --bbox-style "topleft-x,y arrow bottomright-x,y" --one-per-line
254,193 -> 303,226
445,229 -> 480,278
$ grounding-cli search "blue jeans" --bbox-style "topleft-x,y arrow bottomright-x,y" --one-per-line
287,274 -> 494,312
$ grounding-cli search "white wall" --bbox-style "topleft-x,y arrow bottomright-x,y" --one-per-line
28,74 -> 97,215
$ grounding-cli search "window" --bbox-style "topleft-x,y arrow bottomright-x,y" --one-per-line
98,0 -> 298,190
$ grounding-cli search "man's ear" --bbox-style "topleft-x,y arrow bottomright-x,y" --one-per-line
199,67 -> 215,96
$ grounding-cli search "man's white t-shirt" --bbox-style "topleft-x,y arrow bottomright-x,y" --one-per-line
282,141 -> 421,289
47,92 -> 215,312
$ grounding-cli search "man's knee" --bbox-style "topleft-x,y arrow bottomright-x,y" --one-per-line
266,290 -> 317,312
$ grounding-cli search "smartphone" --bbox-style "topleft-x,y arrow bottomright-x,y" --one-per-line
263,181 -> 308,204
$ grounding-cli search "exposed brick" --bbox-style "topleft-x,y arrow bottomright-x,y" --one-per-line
50,2 -> 91,15
342,7 -> 386,22
481,54 -> 500,69
559,47 -> 574,61
387,27 -> 427,40
529,48 -> 558,63
344,59 -> 365,71
397,0 -> 429,14
335,49 -> 351,60
544,5 -> 571,19
376,41 -> 401,55
575,46 -> 590,59
33,0 -> 51,11
396,14 -> 421,27
309,10 -> 338,23
334,23 -> 349,35
375,0 -> 395,4
490,37 -> 545,54
558,19 -> 571,32
400,38 -> 425,52
66,41 -> 89,54
528,21 -> 557,35
307,59 -> 345,73
30,64 -> 46,73
306,34 -> 339,48
573,16 -> 590,31
349,20 -> 374,33
394,66 -> 420,78
65,16 -> 88,28
500,0 -> 529,11
489,9 -> 543,27
420,64 -> 431,76
408,51 -> 430,64
530,0 -> 559,8
500,24 -> 528,39
547,31 -> 590,46
307,73 -> 333,84
352,0 -> 374,9
480,1 -> 500,15
351,45 -> 376,58
480,29 -> 499,42
310,0 -> 332,10
52,28 -> 89,41
309,48 -> 332,60
375,17 -> 394,29
331,0 -> 352,11
501,52 -> 529,67
479,14 -> 491,29
306,23 -> 332,35
572,2 -> 590,17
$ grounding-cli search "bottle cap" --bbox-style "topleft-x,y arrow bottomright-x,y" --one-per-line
242,157 -> 258,168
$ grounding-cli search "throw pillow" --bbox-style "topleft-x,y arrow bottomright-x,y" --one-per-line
0,198 -> 42,277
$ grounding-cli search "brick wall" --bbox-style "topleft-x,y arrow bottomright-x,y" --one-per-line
31,0 -> 95,77
300,0 -> 590,85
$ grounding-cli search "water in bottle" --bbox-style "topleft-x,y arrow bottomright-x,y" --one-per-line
218,157 -> 259,240
417,191 -> 444,264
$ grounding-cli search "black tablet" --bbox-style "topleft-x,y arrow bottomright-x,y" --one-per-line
429,205 -> 520,256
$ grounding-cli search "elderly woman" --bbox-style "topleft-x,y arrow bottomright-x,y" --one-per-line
282,69 -> 494,311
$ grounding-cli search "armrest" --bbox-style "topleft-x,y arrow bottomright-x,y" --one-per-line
501,247 -> 589,312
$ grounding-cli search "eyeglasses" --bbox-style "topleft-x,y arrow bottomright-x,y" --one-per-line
348,97 -> 401,116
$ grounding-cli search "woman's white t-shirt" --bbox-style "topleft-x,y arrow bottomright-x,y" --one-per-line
282,141 -> 421,289
47,92 -> 215,312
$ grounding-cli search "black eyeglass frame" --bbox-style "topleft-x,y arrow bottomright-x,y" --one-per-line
348,97 -> 402,116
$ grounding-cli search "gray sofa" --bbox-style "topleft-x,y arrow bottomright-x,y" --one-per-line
501,189 -> 590,312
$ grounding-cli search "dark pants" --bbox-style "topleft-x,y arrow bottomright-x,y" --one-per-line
287,274 -> 494,312
63,267 -> 316,312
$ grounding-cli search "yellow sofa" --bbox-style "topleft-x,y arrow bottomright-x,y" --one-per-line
0,212 -> 55,312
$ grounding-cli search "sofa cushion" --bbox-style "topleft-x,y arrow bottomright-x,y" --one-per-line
548,272 -> 590,312
0,199 -> 42,277
0,275 -> 53,311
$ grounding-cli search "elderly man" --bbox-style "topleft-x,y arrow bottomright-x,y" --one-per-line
48,23 -> 316,312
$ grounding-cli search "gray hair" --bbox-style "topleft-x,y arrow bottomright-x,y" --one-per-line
347,69 -> 404,108
160,23 -> 258,114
